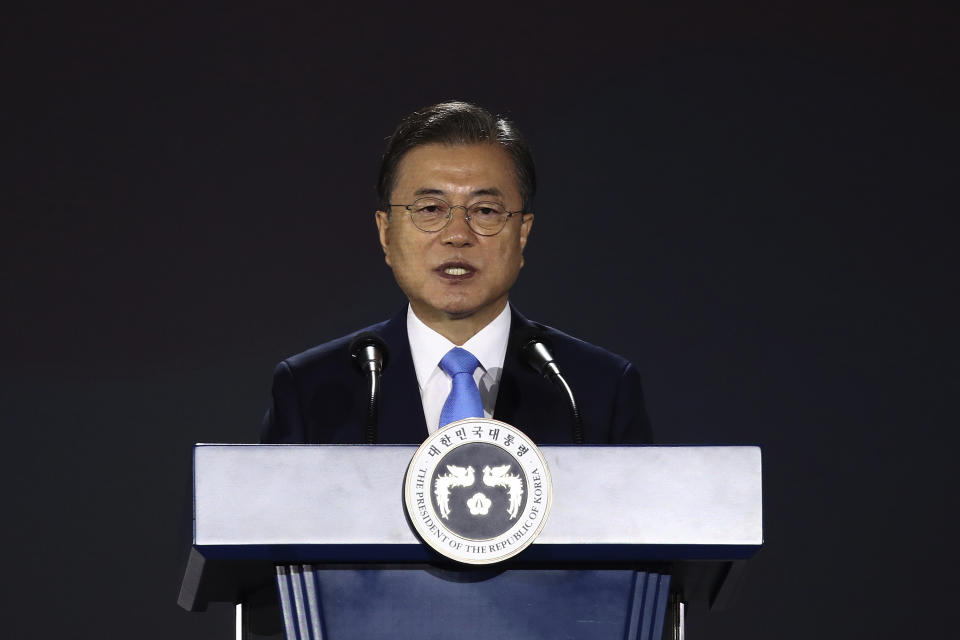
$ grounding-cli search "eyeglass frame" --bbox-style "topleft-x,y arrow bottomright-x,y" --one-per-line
387,197 -> 528,236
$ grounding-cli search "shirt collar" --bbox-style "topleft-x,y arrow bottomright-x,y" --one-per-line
407,303 -> 512,389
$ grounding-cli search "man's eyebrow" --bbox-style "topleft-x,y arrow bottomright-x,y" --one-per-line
471,188 -> 503,198
412,187 -> 505,198
413,188 -> 446,197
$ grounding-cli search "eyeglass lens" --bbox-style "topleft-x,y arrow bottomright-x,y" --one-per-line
409,197 -> 510,234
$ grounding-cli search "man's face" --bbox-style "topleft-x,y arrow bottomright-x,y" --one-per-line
376,143 -> 533,330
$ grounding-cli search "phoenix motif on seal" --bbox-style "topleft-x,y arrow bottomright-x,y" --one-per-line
434,465 -> 475,519
483,464 -> 524,520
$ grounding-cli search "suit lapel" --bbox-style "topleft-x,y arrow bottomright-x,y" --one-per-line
494,308 -> 571,444
376,308 -> 429,444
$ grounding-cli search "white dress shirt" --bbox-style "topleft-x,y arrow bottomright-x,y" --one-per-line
407,303 -> 512,434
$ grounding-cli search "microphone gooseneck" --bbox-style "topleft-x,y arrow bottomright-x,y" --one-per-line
349,332 -> 389,444
521,335 -> 584,444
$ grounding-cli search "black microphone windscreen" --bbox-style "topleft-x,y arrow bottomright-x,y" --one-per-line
520,333 -> 555,376
349,332 -> 389,371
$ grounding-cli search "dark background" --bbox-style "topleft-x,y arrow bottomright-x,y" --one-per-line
2,2 -> 957,638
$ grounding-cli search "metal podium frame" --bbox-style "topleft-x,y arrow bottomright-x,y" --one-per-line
178,444 -> 762,640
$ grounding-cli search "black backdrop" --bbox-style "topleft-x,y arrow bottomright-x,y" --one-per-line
3,3 -> 957,638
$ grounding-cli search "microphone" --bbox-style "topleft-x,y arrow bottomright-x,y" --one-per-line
521,335 -> 585,444
350,332 -> 389,444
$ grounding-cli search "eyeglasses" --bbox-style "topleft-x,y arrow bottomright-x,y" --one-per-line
389,197 -> 525,236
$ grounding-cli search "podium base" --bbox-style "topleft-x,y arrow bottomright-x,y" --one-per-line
269,565 -> 670,640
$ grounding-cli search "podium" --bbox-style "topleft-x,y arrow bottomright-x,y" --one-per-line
178,444 -> 762,639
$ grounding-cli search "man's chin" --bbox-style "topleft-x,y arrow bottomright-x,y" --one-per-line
412,297 -> 505,324
442,308 -> 480,320
428,300 -> 479,320
439,298 -> 509,323
429,295 -> 481,319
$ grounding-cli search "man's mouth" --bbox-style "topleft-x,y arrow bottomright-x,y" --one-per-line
436,262 -> 476,279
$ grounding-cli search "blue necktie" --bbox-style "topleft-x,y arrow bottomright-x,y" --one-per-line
438,347 -> 484,428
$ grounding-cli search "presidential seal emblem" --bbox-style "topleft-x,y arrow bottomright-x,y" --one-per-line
403,418 -> 553,565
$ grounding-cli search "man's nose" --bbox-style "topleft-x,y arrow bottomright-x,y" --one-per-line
440,206 -> 476,244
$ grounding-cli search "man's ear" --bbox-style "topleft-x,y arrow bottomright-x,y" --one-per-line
375,210 -> 391,265
518,213 -> 534,267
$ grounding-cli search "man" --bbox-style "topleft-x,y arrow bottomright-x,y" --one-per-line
261,101 -> 652,445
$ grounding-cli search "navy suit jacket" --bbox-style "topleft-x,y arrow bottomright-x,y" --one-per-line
261,307 -> 652,445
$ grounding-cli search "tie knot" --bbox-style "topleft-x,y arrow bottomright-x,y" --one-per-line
439,347 -> 480,377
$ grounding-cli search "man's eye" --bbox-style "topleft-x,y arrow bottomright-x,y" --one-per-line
472,206 -> 501,216
417,205 -> 444,215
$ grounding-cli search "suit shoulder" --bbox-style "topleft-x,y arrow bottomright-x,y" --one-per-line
281,318 -> 392,373
527,319 -> 633,375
